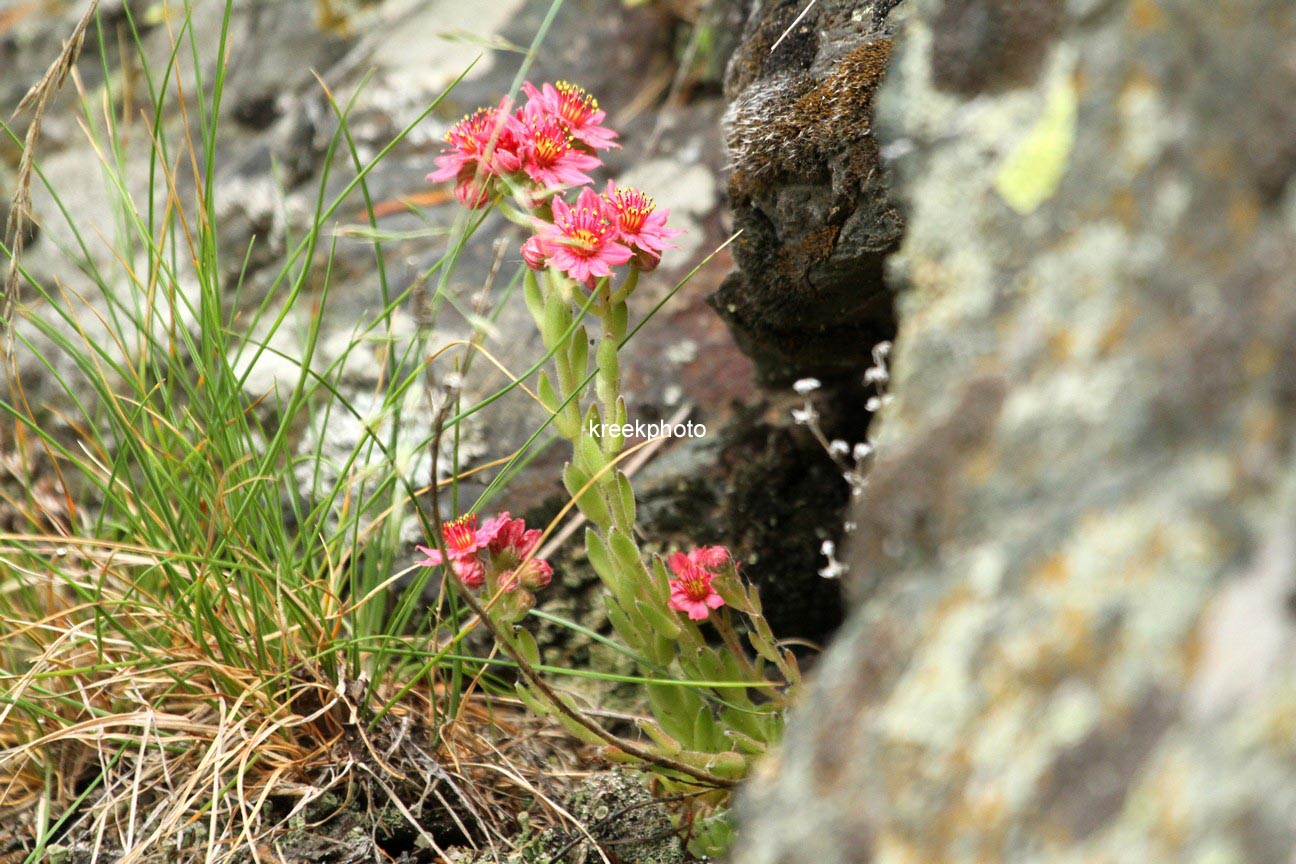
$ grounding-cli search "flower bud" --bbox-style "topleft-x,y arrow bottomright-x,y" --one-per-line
632,246 -> 661,273
455,177 -> 492,209
521,236 -> 548,270
516,558 -> 553,591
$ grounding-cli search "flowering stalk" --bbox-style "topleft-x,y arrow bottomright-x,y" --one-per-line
524,265 -> 800,762
419,82 -> 801,842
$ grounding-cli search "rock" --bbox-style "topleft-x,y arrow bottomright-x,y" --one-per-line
733,1 -> 1296,862
699,0 -> 906,648
542,771 -> 683,864
710,0 -> 904,387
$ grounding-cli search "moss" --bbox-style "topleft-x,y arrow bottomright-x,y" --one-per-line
726,38 -> 894,190
782,39 -> 894,155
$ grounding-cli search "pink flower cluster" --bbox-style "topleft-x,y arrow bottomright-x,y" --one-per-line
666,546 -> 732,621
415,512 -> 552,593
428,80 -> 614,209
429,80 -> 682,287
525,181 -> 682,285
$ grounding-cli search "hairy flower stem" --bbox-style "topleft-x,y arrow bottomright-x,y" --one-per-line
523,265 -> 796,797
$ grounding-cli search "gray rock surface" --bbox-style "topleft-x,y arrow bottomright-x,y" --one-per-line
733,0 -> 1296,862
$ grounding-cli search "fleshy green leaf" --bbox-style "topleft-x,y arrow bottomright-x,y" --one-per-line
616,470 -> 636,528
603,592 -> 643,644
523,270 -> 544,326
511,627 -> 541,668
537,371 -> 559,414
634,598 -> 681,640
565,464 -> 610,526
639,719 -> 684,755
571,325 -> 589,375
515,682 -> 551,716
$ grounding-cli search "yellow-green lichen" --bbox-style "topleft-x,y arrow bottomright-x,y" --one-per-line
995,55 -> 1079,215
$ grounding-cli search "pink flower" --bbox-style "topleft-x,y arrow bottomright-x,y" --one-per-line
532,187 -> 633,284
666,545 -> 733,577
487,512 -> 542,558
427,110 -> 488,183
522,80 -> 618,151
427,102 -> 527,206
520,112 -> 602,191
415,512 -> 509,589
631,247 -> 661,273
665,545 -> 732,619
452,557 -> 486,589
601,181 -> 683,258
667,557 -> 725,621
486,513 -> 552,592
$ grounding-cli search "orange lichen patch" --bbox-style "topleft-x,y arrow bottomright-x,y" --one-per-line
1144,759 -> 1193,855
931,583 -> 978,627
1258,694 -> 1296,751
1228,193 -> 1260,240
918,747 -> 1013,860
1053,607 -> 1101,668
1007,606 -> 1105,690
1047,328 -> 1076,361
1110,187 -> 1139,230
964,445 -> 998,485
1121,65 -> 1161,99
1097,304 -> 1136,356
1244,339 -> 1278,378
965,786 -> 1008,829
874,830 -> 929,864
1032,553 -> 1071,587
1142,525 -> 1168,565
1197,145 -> 1238,180
1242,403 -> 1279,450
1130,0 -> 1167,31
1072,66 -> 1089,97
1179,612 -> 1206,676
778,224 -> 842,273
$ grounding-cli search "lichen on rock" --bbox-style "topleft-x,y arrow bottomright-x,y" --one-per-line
543,771 -> 684,864
731,0 -> 1296,862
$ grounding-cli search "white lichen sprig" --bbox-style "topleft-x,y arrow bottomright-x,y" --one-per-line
789,341 -> 892,578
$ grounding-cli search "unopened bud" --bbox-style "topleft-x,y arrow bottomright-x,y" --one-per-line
632,246 -> 661,273
521,236 -> 547,270
515,558 -> 553,591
